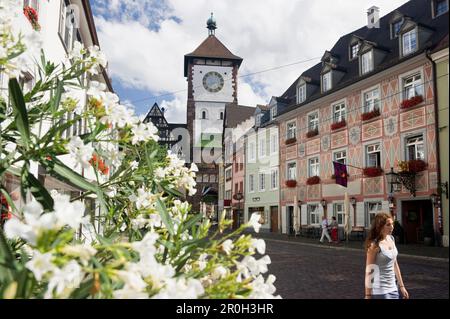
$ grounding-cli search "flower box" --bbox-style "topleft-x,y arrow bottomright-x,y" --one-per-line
363,167 -> 383,177
399,159 -> 427,173
223,199 -> 231,207
285,180 -> 297,187
400,95 -> 423,110
331,119 -> 346,131
306,128 -> 319,138
285,137 -> 297,145
306,176 -> 320,185
361,108 -> 380,121
23,6 -> 41,31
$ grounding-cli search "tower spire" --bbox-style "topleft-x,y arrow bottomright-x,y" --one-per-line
206,12 -> 217,35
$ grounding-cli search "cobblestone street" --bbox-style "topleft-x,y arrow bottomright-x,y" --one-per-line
263,238 -> 449,299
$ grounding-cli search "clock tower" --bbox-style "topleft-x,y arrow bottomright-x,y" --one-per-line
184,13 -> 243,212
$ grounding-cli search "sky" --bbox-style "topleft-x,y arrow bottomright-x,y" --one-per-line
91,0 -> 410,124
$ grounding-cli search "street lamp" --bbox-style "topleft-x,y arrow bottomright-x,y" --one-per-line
350,196 -> 357,227
320,199 -> 327,207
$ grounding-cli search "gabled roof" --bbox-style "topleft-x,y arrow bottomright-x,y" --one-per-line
276,0 -> 448,117
184,35 -> 243,76
224,103 -> 255,128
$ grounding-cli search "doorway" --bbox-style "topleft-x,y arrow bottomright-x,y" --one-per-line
402,200 -> 434,244
270,206 -> 278,233
287,206 -> 294,235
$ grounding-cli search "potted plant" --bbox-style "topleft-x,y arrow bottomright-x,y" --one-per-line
285,180 -> 297,187
400,95 -> 423,109
306,176 -> 320,185
331,119 -> 346,131
285,137 -> 297,145
362,167 -> 383,177
306,128 -> 319,138
361,108 -> 380,121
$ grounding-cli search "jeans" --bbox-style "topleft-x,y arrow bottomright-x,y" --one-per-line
372,290 -> 400,299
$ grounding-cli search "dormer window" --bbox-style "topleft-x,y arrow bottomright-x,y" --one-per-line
270,106 -> 277,120
402,29 -> 417,56
361,51 -> 373,74
297,84 -> 306,103
256,114 -> 262,126
350,43 -> 360,60
433,0 -> 448,18
390,19 -> 403,39
322,72 -> 331,92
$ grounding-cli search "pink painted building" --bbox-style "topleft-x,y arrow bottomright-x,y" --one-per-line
275,0 -> 448,244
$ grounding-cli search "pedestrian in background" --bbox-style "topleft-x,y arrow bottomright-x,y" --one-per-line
364,212 -> 409,299
319,216 -> 332,243
330,216 -> 339,243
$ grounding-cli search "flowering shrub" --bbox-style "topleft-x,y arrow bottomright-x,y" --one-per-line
306,176 -> 320,185
23,6 -> 40,31
331,119 -> 346,131
400,95 -> 423,109
362,167 -> 383,177
285,137 -> 296,145
361,108 -> 380,121
306,128 -> 319,138
0,3 -> 280,299
285,180 -> 297,188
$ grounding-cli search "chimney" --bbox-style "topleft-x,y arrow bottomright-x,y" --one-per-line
367,6 -> 380,29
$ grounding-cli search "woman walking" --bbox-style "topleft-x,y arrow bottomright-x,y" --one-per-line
364,212 -> 409,299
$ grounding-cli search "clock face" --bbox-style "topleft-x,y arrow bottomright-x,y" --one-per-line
202,71 -> 224,93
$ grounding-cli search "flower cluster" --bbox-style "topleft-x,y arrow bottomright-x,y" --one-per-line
89,153 -> 110,175
400,95 -> 423,109
285,137 -> 296,145
398,159 -> 427,173
362,167 -> 383,177
23,6 -> 40,31
361,108 -> 380,121
306,176 -> 320,185
285,180 -> 297,187
331,119 -> 346,131
306,128 -> 319,138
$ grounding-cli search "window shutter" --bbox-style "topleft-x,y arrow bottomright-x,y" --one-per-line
301,204 -> 307,226
281,206 -> 287,233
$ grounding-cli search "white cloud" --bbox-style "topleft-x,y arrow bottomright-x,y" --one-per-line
94,0 -> 410,123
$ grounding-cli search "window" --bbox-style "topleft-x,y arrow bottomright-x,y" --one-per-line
308,112 -> 319,131
391,20 -> 403,38
366,202 -> 382,227
249,141 -> 256,161
235,183 -> 239,194
225,190 -> 231,200
235,161 -> 239,173
270,133 -> 278,154
361,51 -> 373,74
333,102 -> 346,123
219,112 -> 223,120
271,168 -> 279,190
201,110 -> 207,119
202,174 -> 208,183
366,143 -> 381,167
334,203 -> 345,226
406,135 -> 425,160
259,173 -> 265,191
308,204 -> 320,225
402,29 -> 417,56
287,162 -> 297,180
271,106 -> 277,119
259,137 -> 266,158
350,43 -> 360,60
240,161 -> 243,171
308,157 -> 320,177
59,0 -> 78,51
225,168 -> 232,180
333,150 -> 347,165
434,0 -> 448,17
239,181 -> 243,193
322,72 -> 331,92
210,175 -> 217,183
287,121 -> 296,139
249,174 -> 255,192
297,84 -> 306,103
403,73 -> 423,100
363,88 -> 380,113
256,114 -> 262,126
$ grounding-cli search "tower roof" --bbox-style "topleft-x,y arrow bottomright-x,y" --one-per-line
184,35 -> 243,76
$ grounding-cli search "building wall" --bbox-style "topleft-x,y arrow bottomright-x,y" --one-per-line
432,48 -> 449,247
244,125 -> 279,231
279,55 -> 439,232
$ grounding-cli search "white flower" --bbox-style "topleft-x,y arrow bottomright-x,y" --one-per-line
87,80 -> 107,98
248,213 -> 262,233
4,218 -> 36,244
250,238 -> 266,254
130,161 -> 139,170
113,288 -> 148,299
212,266 -> 227,280
197,253 -> 208,271
45,261 -> 84,299
248,274 -> 281,299
53,195 -> 88,229
61,244 -> 97,265
25,251 -> 55,281
153,278 -> 204,299
117,270 -> 147,291
67,136 -> 94,169
190,163 -> 198,172
221,239 -> 234,255
69,41 -> 85,61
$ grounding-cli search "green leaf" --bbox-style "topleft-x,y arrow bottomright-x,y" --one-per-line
42,157 -> 101,194
70,278 -> 94,299
51,80 -> 63,113
180,213 -> 203,234
26,173 -> 54,211
0,231 -> 16,282
9,79 -> 30,149
160,183 -> 183,198
155,198 -> 174,236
